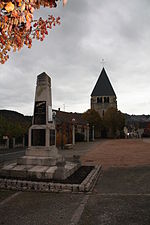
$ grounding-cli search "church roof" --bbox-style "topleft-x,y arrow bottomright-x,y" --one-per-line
91,68 -> 116,97
54,110 -> 87,125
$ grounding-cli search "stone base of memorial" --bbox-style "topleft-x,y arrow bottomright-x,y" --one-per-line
0,72 -> 102,192
0,165 -> 101,193
0,133 -> 80,181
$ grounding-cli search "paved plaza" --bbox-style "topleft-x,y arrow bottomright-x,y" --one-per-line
0,139 -> 150,225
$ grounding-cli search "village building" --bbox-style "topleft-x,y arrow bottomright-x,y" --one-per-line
54,109 -> 89,148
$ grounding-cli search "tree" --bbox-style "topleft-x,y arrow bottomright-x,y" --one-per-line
0,114 -> 30,138
0,0 -> 67,64
103,107 -> 125,137
82,109 -> 102,130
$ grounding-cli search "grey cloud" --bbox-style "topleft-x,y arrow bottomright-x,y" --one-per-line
0,0 -> 150,115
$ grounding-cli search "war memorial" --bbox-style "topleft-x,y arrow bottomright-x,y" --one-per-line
0,72 -> 101,192
0,70 -> 150,225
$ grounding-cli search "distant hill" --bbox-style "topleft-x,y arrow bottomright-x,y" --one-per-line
124,113 -> 150,128
0,110 -> 32,138
125,113 -> 150,122
0,109 -> 150,128
0,110 -> 32,124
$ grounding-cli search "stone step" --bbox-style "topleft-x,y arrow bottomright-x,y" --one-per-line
0,165 -> 102,192
0,161 -> 80,181
26,146 -> 59,157
17,156 -> 62,166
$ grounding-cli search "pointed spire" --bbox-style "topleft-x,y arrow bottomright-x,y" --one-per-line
91,68 -> 116,97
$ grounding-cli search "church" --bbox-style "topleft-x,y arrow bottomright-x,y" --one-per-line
91,67 -> 117,117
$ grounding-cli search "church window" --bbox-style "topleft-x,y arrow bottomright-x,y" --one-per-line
104,97 -> 109,103
97,97 -> 102,103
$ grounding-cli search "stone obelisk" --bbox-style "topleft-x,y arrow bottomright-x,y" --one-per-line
19,72 -> 63,165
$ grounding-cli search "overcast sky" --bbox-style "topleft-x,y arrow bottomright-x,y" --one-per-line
0,0 -> 150,116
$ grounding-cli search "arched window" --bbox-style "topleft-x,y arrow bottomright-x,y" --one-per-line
104,97 -> 109,103
97,97 -> 102,103
104,97 -> 107,103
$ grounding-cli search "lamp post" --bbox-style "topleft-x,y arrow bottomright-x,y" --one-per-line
52,111 -> 56,146
92,125 -> 95,141
72,118 -> 75,145
87,123 -> 89,142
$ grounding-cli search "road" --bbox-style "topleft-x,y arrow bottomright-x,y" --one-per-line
0,140 -> 99,167
0,149 -> 25,166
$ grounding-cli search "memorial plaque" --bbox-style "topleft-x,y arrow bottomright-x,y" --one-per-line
34,101 -> 46,124
31,129 -> 46,146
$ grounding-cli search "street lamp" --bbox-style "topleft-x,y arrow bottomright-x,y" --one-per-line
52,111 -> 56,120
87,123 -> 89,142
52,111 -> 56,146
92,125 -> 95,141
72,118 -> 75,145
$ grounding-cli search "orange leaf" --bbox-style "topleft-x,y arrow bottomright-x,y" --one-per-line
11,10 -> 18,17
26,21 -> 31,30
21,3 -> 25,12
5,2 -> 14,13
4,16 -> 8,23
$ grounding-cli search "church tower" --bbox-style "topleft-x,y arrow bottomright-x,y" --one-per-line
91,68 -> 117,117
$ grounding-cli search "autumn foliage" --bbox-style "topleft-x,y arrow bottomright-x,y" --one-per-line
0,0 -> 67,64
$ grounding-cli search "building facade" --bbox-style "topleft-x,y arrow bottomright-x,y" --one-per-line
91,68 -> 117,117
54,110 -> 89,148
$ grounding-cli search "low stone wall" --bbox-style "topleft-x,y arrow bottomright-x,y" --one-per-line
0,165 -> 101,193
